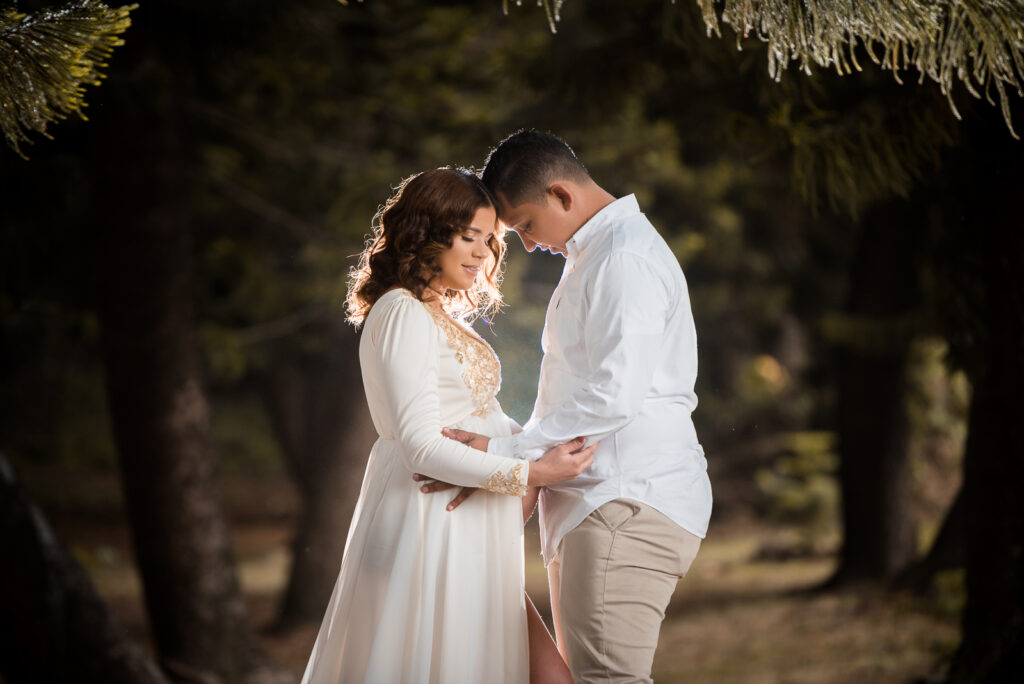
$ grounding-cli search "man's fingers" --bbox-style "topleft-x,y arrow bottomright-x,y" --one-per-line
420,481 -> 456,493
441,427 -> 471,444
446,487 -> 477,511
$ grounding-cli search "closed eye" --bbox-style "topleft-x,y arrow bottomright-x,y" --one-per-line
463,230 -> 494,243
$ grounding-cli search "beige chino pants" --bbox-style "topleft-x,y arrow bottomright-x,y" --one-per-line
547,499 -> 701,684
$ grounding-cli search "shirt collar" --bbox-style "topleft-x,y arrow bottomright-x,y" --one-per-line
565,194 -> 639,261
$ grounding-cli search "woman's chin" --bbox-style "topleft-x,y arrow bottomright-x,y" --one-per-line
451,278 -> 476,292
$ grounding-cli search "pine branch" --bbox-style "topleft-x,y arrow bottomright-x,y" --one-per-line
692,0 -> 1024,138
526,1 -> 1023,137
502,0 -> 565,33
0,0 -> 136,158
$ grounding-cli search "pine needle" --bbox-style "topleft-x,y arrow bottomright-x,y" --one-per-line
0,0 -> 136,158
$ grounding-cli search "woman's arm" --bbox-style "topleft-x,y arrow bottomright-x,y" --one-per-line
373,295 -> 528,495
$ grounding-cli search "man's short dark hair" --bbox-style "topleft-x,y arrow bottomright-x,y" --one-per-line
481,130 -> 590,207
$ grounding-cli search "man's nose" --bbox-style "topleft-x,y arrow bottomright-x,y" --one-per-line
518,233 -> 538,251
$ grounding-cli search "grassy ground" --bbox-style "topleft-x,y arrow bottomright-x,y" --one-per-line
57,478 -> 958,684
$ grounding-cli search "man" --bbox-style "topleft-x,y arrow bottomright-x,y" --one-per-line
436,130 -> 712,683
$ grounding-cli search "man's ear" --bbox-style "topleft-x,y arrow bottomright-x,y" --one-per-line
548,183 -> 574,212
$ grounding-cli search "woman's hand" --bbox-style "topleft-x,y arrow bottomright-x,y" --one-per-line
527,437 -> 598,487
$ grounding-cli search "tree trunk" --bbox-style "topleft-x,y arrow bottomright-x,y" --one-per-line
260,317 -> 376,630
945,120 -> 1024,683
91,18 -> 291,684
0,454 -> 169,684
950,362 -> 1024,681
894,489 -> 964,592
829,201 -> 919,585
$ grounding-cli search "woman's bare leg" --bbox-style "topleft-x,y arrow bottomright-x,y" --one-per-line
522,486 -> 540,524
527,592 -> 572,684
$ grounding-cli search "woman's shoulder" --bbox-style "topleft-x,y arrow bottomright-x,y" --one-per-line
364,288 -> 436,339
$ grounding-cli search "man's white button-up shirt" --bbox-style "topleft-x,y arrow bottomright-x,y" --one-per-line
488,194 -> 713,564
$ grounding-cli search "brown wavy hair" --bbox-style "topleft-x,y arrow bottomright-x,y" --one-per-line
346,167 -> 506,327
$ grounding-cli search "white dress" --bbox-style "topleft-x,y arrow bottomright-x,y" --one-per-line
301,288 -> 531,684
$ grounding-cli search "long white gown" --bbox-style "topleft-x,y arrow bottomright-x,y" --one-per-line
301,288 -> 531,684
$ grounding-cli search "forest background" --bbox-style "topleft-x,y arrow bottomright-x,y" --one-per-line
1,1 -> 1022,683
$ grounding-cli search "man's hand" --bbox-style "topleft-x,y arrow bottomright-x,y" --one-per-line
412,473 -> 477,511
441,427 -> 490,452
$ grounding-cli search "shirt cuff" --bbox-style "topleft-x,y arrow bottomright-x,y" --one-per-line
515,423 -> 557,462
487,434 -> 521,459
522,445 -> 547,462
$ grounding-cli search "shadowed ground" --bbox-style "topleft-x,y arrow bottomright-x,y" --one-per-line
41,469 -> 959,684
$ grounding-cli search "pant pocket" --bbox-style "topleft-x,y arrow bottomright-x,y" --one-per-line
593,499 -> 641,532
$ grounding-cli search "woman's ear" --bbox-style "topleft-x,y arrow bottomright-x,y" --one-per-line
548,183 -> 574,212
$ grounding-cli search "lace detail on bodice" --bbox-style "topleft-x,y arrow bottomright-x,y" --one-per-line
424,305 -> 501,417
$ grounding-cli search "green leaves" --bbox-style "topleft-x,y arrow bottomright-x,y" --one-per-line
0,0 -> 135,158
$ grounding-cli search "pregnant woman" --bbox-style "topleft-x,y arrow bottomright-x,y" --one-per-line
301,167 -> 591,684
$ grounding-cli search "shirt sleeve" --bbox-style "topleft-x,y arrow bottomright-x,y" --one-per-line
488,251 -> 669,462
507,416 -> 524,435
372,295 -> 528,495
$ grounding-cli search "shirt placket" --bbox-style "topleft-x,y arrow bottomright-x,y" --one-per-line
541,255 -> 575,353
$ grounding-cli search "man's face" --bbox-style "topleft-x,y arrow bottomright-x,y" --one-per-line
496,191 -> 573,256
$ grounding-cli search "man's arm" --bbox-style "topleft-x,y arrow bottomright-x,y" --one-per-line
489,251 -> 671,460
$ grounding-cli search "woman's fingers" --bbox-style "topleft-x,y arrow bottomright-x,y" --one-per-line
575,442 -> 598,472
555,437 -> 585,456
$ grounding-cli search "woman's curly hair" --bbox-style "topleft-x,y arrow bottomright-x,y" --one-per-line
346,167 -> 506,327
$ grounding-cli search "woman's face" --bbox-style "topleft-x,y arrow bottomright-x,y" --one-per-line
433,204 -> 497,292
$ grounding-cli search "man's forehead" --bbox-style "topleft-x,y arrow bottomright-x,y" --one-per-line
494,192 -> 532,224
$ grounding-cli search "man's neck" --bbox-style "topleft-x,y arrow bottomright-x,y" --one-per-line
567,184 -> 617,242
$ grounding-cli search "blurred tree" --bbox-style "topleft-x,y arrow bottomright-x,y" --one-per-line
825,199 -> 922,584
0,0 -> 134,157
678,4 -> 1024,672
0,454 -> 168,684
83,3 -> 295,682
932,105 -> 1024,682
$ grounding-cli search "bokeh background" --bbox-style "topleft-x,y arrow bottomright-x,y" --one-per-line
2,1 -> 1022,683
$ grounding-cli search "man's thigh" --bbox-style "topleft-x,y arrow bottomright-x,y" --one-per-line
555,500 -> 701,684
